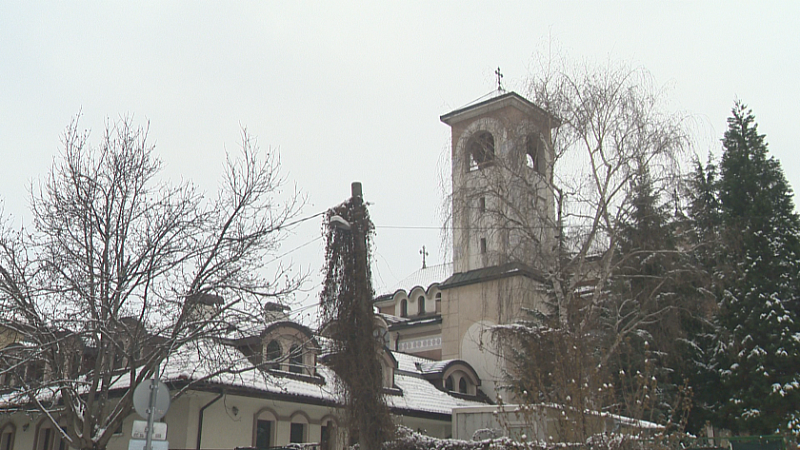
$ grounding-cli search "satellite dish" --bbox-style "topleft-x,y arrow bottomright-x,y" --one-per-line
133,379 -> 171,420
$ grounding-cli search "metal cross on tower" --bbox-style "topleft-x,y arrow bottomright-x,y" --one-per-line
419,245 -> 429,269
495,67 -> 504,92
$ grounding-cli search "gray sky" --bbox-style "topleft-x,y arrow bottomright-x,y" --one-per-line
2,2 -> 799,324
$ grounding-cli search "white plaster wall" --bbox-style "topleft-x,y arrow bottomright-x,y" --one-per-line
461,320 -> 503,401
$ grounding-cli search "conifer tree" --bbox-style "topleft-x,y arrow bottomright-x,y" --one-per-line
608,160 -> 686,425
710,102 -> 800,435
679,159 -> 726,433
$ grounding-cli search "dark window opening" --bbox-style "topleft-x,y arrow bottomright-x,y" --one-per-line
290,423 -> 305,443
467,132 -> 495,171
417,296 -> 425,315
478,197 -> 486,213
526,135 -> 545,175
256,420 -> 273,449
435,293 -> 442,313
321,422 -> 335,450
1,428 -> 14,450
400,299 -> 408,318
377,363 -> 386,388
445,376 -> 454,391
459,377 -> 468,394
480,238 -> 487,254
289,344 -> 303,374
39,427 -> 52,450
266,340 -> 281,370
27,361 -> 45,383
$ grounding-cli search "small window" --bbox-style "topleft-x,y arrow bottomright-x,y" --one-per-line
290,423 -> 306,443
480,238 -> 487,254
467,132 -> 495,171
435,293 -> 442,313
459,377 -> 468,394
417,296 -> 425,315
266,340 -> 281,370
256,420 -> 273,449
289,344 -> 303,374
400,299 -> 408,318
478,197 -> 486,213
445,376 -> 454,391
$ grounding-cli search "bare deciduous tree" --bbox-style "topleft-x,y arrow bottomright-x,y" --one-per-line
0,116 -> 304,450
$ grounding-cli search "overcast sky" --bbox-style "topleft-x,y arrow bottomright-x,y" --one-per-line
2,2 -> 799,325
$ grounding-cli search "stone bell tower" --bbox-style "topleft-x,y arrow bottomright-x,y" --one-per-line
440,91 -> 559,274
438,91 -> 560,400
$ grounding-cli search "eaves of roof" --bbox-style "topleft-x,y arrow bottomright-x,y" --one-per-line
439,262 -> 545,290
388,315 -> 442,332
440,91 -> 561,128
172,380 -> 340,409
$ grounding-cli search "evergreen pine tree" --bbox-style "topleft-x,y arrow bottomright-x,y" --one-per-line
609,160 -> 687,425
679,159 -> 727,433
712,102 -> 800,435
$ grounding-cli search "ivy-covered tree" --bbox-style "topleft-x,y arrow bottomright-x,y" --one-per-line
704,102 -> 800,435
319,184 -> 393,450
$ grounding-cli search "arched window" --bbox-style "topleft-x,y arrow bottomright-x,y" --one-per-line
417,296 -> 425,315
289,344 -> 303,374
526,134 -> 545,175
445,375 -> 454,391
34,420 -> 65,450
435,293 -> 442,313
400,299 -> 408,317
289,412 -> 309,443
459,377 -> 468,394
266,340 -> 281,370
467,132 -> 495,171
1,423 -> 15,450
321,418 -> 338,450
254,408 -> 277,449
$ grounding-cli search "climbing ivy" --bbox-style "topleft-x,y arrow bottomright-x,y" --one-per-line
320,194 -> 394,450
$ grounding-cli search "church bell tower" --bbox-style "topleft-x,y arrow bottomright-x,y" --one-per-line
440,91 -> 559,274
437,91 -> 560,400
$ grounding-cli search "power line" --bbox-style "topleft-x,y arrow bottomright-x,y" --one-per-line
277,210 -> 326,230
263,235 -> 323,266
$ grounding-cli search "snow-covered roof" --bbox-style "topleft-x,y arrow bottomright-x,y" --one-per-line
2,334 -> 487,418
164,339 -> 487,416
380,263 -> 453,298
388,352 -> 488,415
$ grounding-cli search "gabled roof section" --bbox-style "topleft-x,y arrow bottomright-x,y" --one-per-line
440,262 -> 545,290
230,320 -> 319,350
440,91 -> 560,128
